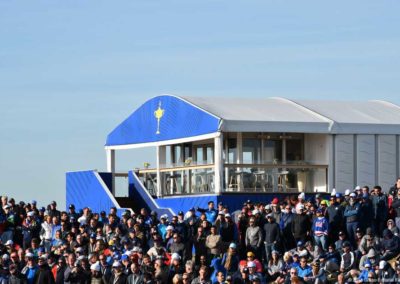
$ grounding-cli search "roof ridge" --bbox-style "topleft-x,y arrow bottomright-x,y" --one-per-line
273,97 -> 336,131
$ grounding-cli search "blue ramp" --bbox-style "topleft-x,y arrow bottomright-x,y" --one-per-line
66,170 -> 130,217
128,171 -> 175,218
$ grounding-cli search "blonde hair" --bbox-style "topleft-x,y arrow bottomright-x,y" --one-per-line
283,251 -> 292,262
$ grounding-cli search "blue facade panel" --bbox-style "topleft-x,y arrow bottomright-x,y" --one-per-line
106,95 -> 220,146
66,171 -> 126,217
155,195 -> 218,214
128,171 -> 176,218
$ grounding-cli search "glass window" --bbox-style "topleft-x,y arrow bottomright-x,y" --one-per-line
286,139 -> 303,163
206,145 -> 214,164
227,138 -> 237,164
196,146 -> 203,165
243,138 -> 261,164
263,140 -> 282,163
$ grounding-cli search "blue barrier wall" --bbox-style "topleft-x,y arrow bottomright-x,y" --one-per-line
155,195 -> 218,214
66,170 -> 127,217
128,171 -> 175,218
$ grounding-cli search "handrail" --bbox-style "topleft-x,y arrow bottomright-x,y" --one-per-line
225,164 -> 328,169
139,164 -> 215,174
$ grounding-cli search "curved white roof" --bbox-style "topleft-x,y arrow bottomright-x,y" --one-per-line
181,96 -> 400,134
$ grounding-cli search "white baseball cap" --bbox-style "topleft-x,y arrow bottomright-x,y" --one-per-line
171,253 -> 181,260
90,262 -> 101,271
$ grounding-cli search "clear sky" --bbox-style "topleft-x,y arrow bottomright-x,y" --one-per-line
1,0 -> 399,208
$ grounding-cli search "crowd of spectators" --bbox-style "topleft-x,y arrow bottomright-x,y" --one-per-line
1,178 -> 400,283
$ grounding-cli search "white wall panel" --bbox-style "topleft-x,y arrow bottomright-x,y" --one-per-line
335,135 -> 354,191
304,134 -> 329,164
378,135 -> 397,191
356,135 -> 375,187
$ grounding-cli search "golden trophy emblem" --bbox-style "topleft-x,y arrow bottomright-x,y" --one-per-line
154,101 -> 165,134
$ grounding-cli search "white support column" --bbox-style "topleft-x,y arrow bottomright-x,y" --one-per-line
106,149 -> 115,195
214,132 -> 224,194
156,146 -> 160,197
236,132 -> 243,191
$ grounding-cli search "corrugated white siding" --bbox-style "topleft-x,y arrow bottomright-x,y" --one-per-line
335,135 -> 355,191
356,135 -> 376,187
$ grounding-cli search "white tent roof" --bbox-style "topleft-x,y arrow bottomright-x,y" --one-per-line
181,96 -> 400,134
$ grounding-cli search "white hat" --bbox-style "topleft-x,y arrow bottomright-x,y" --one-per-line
112,261 -> 122,268
247,261 -> 256,268
3,205 -> 10,210
27,211 -> 35,217
298,204 -> 305,210
224,213 -> 231,218
132,247 -> 140,252
166,225 -> 174,231
331,188 -> 336,196
171,253 -> 181,260
229,243 -> 237,249
379,260 -> 386,269
5,240 -> 13,246
125,250 -> 132,256
218,211 -> 224,215
355,186 -> 361,190
345,189 -> 351,196
265,205 -> 271,210
160,214 -> 168,219
90,262 -> 101,271
2,254 -> 9,260
349,193 -> 356,198
25,252 -> 34,258
252,209 -> 260,215
298,193 -> 305,199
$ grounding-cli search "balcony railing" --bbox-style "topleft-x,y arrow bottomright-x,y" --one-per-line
135,163 -> 328,196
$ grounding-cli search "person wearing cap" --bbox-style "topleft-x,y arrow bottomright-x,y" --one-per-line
338,241 -> 355,282
263,213 -> 280,263
219,213 -> 238,250
109,261 -> 128,284
245,251 -> 263,274
1,203 -> 16,244
377,260 -> 396,283
343,192 -> 361,247
221,243 -> 239,276
371,185 -> 388,237
291,204 -> 311,246
246,260 -> 263,282
358,193 -> 373,232
35,255 -> 55,284
21,252 -> 39,283
48,201 -> 61,220
312,209 -> 329,251
381,228 -> 400,261
326,193 -> 344,243
197,201 -> 218,224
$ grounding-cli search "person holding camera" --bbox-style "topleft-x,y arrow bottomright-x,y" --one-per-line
64,253 -> 85,284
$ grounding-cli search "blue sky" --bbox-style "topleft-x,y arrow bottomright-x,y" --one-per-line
1,0 -> 399,207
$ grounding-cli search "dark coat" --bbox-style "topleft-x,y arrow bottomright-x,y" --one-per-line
291,214 -> 311,239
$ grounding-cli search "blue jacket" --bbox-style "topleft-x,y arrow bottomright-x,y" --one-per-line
296,265 -> 312,278
312,217 -> 329,236
210,258 -> 226,283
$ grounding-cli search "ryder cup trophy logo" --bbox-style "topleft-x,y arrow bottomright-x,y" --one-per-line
154,101 -> 165,134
